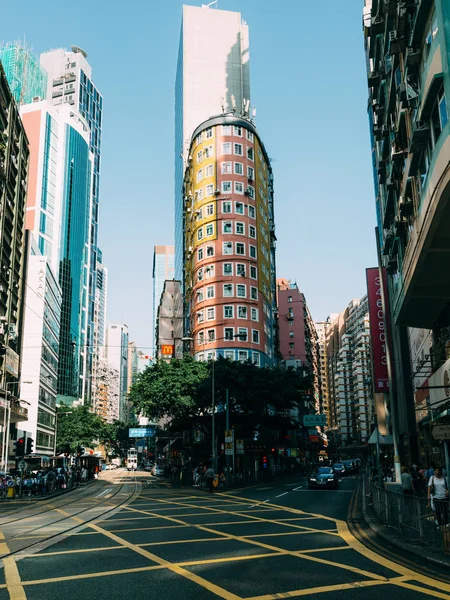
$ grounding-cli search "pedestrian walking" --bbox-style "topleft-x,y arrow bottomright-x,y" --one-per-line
205,466 -> 215,493
428,467 -> 449,526
401,466 -> 415,495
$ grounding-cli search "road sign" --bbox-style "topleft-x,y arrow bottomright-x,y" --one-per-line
225,430 -> 234,442
236,439 -> 244,455
18,461 -> 26,471
225,442 -> 234,456
129,427 -> 156,438
432,425 -> 450,440
303,414 -> 326,427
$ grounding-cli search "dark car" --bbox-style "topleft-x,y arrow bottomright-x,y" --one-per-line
333,463 -> 346,477
308,467 -> 339,489
342,460 -> 358,474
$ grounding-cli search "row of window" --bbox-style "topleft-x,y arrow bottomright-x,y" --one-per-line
197,259 -> 258,280
197,327 -> 260,344
197,239 -> 258,259
196,164 -> 214,181
195,127 -> 213,145
221,125 -> 254,140
194,182 -> 254,200
197,350 -> 261,366
221,143 -> 254,160
196,278 -> 259,300
195,201 -> 256,220
197,145 -> 214,164
220,162 -> 254,179
197,304 -> 259,322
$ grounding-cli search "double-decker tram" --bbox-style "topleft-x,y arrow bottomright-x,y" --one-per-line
127,448 -> 138,471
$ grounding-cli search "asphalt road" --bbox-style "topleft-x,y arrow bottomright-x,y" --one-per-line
0,470 -> 449,600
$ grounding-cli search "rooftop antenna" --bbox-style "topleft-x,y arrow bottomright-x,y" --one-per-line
202,1 -> 218,7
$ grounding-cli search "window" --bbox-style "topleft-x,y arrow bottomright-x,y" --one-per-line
224,305 -> 234,318
222,181 -> 232,193
197,247 -> 203,261
261,264 -> 269,278
248,166 -> 254,180
205,164 -> 214,177
238,306 -> 247,319
198,268 -> 204,281
197,169 -> 203,183
205,184 -> 214,197
223,221 -> 232,234
206,204 -> 214,216
222,200 -> 232,213
207,285 -> 215,299
247,130 -> 254,142
234,143 -> 243,155
223,242 -> 233,255
223,284 -> 234,297
207,307 -> 215,320
251,286 -> 258,300
221,161 -> 232,174
235,181 -> 244,194
249,245 -> 257,259
237,284 -> 246,298
234,125 -> 242,136
236,263 -> 246,276
204,145 -> 213,158
224,350 -> 235,360
223,263 -> 233,276
197,288 -> 204,302
207,329 -> 215,341
205,127 -> 213,139
236,222 -> 245,235
246,185 -> 255,199
252,329 -> 260,344
238,350 -> 248,363
234,162 -> 244,175
197,150 -> 203,163
249,225 -> 256,238
248,205 -> 255,219
206,223 -> 214,236
196,132 -> 203,145
197,206 -> 203,220
250,266 -> 257,279
235,202 -> 244,214
205,265 -> 214,277
197,310 -> 204,323
197,227 -> 203,241
289,342 -> 294,350
224,327 -> 234,341
206,244 -> 214,257
251,307 -> 259,321
197,188 -> 203,201
197,353 -> 204,362
252,352 -> 260,366
238,328 -> 248,342
439,89 -> 448,130
287,296 -> 292,303
236,242 -> 245,255
222,142 -> 232,154
198,331 -> 204,344
247,147 -> 254,161
289,331 -> 294,338
222,125 -> 231,135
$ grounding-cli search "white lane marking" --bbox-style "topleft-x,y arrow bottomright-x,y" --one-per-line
293,486 -> 303,491
248,498 -> 270,508
263,499 -> 270,503
96,487 -> 113,498
276,492 -> 288,498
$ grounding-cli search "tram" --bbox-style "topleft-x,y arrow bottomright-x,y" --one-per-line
127,448 -> 138,471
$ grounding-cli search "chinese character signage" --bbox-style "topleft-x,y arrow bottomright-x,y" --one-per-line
366,268 -> 389,392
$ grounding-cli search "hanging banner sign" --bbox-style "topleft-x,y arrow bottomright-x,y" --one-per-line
366,268 -> 390,392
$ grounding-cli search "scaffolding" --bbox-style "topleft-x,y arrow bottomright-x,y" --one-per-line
0,41 -> 47,106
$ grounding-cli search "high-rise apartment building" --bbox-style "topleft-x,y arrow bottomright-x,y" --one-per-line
105,323 -> 129,422
0,42 -> 47,105
92,251 -> 108,417
155,280 -> 183,360
363,0 -> 450,460
175,5 -> 250,281
152,245 -> 174,349
0,64 -> 30,468
95,359 -> 120,423
183,115 -> 276,366
323,298 -> 373,445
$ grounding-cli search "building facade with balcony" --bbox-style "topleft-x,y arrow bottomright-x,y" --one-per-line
183,115 -> 276,366
363,0 -> 450,458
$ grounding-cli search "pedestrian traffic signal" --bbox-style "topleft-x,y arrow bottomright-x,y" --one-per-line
262,456 -> 268,469
26,437 -> 34,454
64,443 -> 71,457
14,437 -> 25,458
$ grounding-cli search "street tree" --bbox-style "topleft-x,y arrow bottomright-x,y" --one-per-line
56,406 -> 108,454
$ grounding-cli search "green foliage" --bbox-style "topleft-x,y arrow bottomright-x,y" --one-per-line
55,406 -> 108,453
129,356 -> 312,424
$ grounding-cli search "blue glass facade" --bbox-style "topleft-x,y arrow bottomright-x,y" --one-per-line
57,126 -> 90,403
174,33 -> 184,282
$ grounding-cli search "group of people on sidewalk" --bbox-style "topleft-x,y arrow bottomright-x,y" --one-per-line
0,465 -> 93,498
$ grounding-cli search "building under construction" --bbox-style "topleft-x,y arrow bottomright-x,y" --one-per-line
0,41 -> 47,105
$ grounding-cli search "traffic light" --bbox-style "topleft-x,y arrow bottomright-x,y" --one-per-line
26,437 -> 34,455
262,456 -> 268,469
14,437 -> 25,458
64,443 -> 71,457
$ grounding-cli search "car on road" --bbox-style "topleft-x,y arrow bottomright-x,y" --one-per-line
342,460 -> 358,474
105,464 -> 115,470
151,465 -> 165,477
333,463 -> 346,477
308,467 -> 339,489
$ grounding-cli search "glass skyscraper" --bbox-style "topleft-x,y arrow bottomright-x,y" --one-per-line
152,246 -> 175,351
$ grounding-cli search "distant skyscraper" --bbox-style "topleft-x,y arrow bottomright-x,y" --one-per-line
155,280 -> 183,360
106,323 -> 129,422
175,4 -> 250,280
152,246 -> 174,350
0,42 -> 47,104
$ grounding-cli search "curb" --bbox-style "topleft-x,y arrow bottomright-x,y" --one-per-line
360,478 -> 450,569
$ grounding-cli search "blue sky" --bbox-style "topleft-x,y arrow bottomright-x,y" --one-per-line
2,0 -> 376,351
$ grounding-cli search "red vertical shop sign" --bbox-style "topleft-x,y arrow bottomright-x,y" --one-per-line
366,268 -> 390,392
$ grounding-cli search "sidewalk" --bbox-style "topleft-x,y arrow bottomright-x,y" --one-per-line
360,476 -> 450,568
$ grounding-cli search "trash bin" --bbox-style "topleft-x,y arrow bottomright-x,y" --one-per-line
7,487 -> 14,499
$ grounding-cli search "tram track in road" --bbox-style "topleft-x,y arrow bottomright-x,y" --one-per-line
0,476 -> 141,559
347,476 -> 450,585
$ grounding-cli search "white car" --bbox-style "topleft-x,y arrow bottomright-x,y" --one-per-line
152,466 -> 165,477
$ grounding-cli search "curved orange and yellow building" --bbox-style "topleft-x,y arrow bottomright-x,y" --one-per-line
183,115 -> 276,366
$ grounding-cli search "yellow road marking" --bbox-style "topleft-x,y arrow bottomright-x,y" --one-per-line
22,565 -> 165,586
108,524 -> 186,533
23,546 -> 125,558
244,530 -> 337,539
394,581 -> 450,599
139,537 -> 229,547
4,556 -> 27,599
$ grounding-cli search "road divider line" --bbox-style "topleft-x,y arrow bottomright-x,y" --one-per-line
293,486 -> 303,491
276,492 -> 288,498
